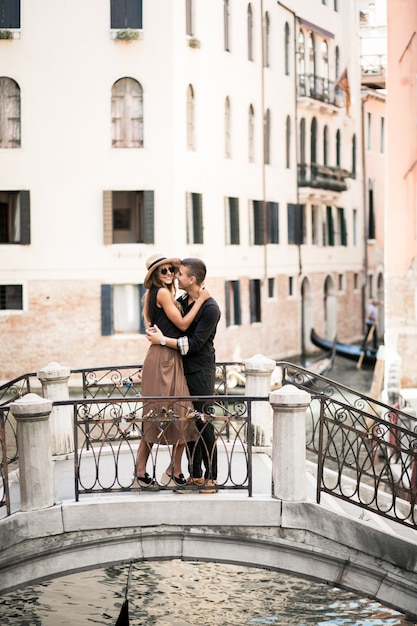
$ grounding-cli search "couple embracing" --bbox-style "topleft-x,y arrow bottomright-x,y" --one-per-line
135,254 -> 221,493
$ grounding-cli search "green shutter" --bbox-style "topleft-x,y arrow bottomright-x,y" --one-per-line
19,190 -> 30,245
101,284 -> 113,336
233,281 -> 241,325
143,190 -> 154,243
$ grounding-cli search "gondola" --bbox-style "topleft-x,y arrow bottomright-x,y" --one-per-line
310,328 -> 377,367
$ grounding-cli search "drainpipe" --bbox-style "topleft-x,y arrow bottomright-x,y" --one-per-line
361,91 -> 369,330
260,0 -> 267,281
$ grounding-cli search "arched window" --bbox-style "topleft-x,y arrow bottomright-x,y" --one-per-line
264,108 -> 271,164
225,97 -> 231,158
310,117 -> 317,164
186,84 -> 195,150
321,40 -> 329,97
351,133 -> 356,177
323,125 -> 328,165
224,0 -> 230,51
285,22 -> 290,75
336,129 -> 341,166
0,77 -> 21,149
286,115 -> 291,168
248,104 -> 255,162
297,30 -> 306,94
299,118 -> 306,164
263,12 -> 270,67
335,46 -> 340,82
111,78 -> 143,148
247,4 -> 253,61
308,33 -> 315,96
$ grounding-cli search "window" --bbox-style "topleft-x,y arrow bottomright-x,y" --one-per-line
111,0 -> 142,29
326,205 -> 335,246
103,190 -> 154,244
249,279 -> 261,323
380,116 -> 385,153
225,197 -> 240,245
225,97 -> 231,158
266,201 -> 279,244
285,115 -> 291,168
267,278 -> 276,298
310,117 -> 317,164
311,205 -> 321,245
225,280 -> 241,326
354,273 -> 359,290
224,0 -> 230,51
288,276 -> 294,296
321,40 -> 329,95
299,117 -> 306,164
264,109 -> 271,164
263,12 -> 270,67
248,104 -> 255,162
186,0 -> 194,36
323,125 -> 328,165
366,112 -> 372,150
247,4 -> 253,61
336,129 -> 341,166
338,274 -> 344,291
353,209 -> 358,246
308,34 -> 315,95
297,30 -> 305,92
0,190 -> 30,244
0,78 -> 21,148
101,283 -> 146,335
337,207 -> 347,245
0,0 -> 20,28
186,84 -> 195,150
285,23 -> 290,75
351,134 -> 357,178
0,284 -> 23,310
368,179 -> 375,240
186,192 -> 203,244
111,78 -> 143,148
252,200 -> 264,245
334,0 -> 339,11
287,203 -> 303,245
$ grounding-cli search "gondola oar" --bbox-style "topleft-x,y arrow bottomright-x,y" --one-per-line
357,325 -> 375,370
115,562 -> 133,626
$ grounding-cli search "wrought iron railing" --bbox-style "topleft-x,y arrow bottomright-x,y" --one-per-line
279,362 -> 417,529
54,394 -> 254,499
296,73 -> 343,108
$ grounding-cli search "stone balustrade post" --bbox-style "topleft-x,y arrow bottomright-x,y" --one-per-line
245,354 -> 276,446
10,393 -> 55,512
269,384 -> 311,501
38,362 -> 74,456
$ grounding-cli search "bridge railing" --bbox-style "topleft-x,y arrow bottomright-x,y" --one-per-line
279,361 -> 417,529
53,393 -> 256,498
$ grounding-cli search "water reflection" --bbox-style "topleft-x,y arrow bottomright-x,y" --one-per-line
0,561 -> 413,625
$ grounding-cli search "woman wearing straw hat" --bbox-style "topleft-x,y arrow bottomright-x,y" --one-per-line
135,253 -> 210,488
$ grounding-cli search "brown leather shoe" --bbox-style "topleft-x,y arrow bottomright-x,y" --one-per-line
199,479 -> 218,494
187,476 -> 206,486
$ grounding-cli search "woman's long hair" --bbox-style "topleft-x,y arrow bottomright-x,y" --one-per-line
142,271 -> 181,328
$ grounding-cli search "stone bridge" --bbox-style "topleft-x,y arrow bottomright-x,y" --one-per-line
1,378 -> 417,620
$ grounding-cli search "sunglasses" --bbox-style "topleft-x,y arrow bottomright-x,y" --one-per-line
159,266 -> 176,275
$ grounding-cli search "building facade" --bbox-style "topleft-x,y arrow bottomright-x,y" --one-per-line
0,0 -> 365,380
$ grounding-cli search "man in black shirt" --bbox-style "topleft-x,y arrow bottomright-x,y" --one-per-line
146,258 -> 221,492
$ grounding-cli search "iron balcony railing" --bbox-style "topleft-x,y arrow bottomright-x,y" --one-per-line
298,162 -> 349,192
296,73 -> 344,108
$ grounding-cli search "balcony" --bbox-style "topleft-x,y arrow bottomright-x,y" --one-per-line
361,54 -> 386,89
297,74 -> 344,110
298,163 -> 349,193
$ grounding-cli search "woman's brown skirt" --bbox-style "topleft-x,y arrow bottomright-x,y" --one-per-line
141,344 -> 198,445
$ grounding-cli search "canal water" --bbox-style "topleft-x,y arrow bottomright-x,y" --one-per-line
1,354 -> 415,625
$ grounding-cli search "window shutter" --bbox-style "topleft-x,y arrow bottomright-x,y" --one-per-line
101,284 -> 113,335
225,281 -> 231,327
143,190 -> 154,243
0,0 -> 20,28
233,282 -> 241,325
139,283 -> 146,333
327,206 -> 335,246
194,194 -> 203,244
229,197 -> 240,244
267,202 -> 279,244
253,200 -> 264,245
287,203 -> 303,245
19,190 -> 30,244
103,191 -> 113,244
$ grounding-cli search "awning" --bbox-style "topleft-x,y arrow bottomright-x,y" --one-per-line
298,17 -> 334,39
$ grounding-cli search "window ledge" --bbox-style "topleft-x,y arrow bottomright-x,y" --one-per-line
111,29 -> 143,42
0,29 -> 20,40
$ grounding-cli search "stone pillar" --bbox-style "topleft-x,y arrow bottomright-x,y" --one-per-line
245,354 -> 276,446
10,393 -> 55,511
38,362 -> 74,456
269,384 -> 311,501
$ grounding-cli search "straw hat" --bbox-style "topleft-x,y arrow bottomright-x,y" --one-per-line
143,253 -> 181,289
